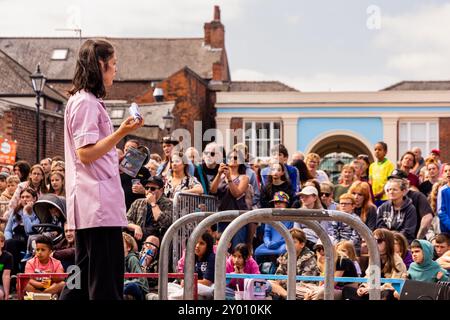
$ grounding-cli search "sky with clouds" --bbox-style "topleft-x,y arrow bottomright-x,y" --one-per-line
1,0 -> 450,91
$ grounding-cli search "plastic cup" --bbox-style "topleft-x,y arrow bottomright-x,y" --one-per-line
42,278 -> 52,289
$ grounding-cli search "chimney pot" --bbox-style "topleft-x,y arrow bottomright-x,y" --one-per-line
214,5 -> 221,21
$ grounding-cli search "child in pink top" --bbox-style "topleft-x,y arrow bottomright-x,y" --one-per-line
226,243 -> 260,291
24,235 -> 65,296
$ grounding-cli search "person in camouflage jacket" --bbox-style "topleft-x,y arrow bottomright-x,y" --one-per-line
270,228 -> 320,298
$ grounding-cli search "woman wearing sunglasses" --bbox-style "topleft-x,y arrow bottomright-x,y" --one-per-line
210,149 -> 250,250
342,228 -> 407,300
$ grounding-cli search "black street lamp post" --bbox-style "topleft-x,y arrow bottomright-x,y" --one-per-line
30,64 -> 46,164
162,109 -> 175,134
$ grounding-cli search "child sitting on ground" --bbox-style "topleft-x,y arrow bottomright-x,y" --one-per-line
226,243 -> 260,298
169,232 -> 216,300
408,239 -> 449,282
123,232 -> 149,300
23,235 -> 65,296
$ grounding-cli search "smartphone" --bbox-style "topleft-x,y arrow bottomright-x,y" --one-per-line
129,102 -> 142,121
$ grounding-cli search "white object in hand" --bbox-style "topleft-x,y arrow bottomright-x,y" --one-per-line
129,102 -> 142,121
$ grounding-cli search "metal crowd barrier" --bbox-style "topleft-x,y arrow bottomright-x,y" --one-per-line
182,211 -> 295,300
183,211 -> 335,300
0,200 -> 9,220
158,211 -> 217,300
214,208 -> 381,300
225,274 -> 405,294
171,192 -> 218,271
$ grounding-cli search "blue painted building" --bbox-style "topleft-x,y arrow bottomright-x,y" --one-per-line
215,89 -> 450,163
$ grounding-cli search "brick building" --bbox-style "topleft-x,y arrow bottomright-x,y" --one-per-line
0,6 -> 230,155
0,49 -> 66,164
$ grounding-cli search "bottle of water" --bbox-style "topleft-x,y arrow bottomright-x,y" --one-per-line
140,249 -> 153,267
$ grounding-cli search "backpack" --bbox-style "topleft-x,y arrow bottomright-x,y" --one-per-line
243,278 -> 269,300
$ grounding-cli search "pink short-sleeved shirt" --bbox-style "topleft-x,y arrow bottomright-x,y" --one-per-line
25,256 -> 64,274
64,90 -> 127,230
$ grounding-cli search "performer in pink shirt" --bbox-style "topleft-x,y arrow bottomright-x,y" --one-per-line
60,39 -> 143,300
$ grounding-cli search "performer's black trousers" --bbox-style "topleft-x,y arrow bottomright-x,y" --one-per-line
59,227 -> 124,300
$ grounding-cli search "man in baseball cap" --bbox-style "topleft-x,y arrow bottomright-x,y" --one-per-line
387,169 -> 409,180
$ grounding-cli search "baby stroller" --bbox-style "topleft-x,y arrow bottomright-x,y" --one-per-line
20,194 -> 66,263
31,194 -> 67,245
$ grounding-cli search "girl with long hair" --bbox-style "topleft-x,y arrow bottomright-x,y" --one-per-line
4,188 -> 40,274
343,228 -> 407,300
260,161 -> 293,208
8,165 -> 48,212
348,181 -> 377,231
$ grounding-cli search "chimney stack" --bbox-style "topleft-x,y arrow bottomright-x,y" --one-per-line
204,6 -> 224,49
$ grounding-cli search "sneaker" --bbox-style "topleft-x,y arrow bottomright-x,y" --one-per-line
21,253 -> 33,263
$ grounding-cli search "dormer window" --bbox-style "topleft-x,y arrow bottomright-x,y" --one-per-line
51,49 -> 69,60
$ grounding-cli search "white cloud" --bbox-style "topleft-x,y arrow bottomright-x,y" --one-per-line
0,0 -> 244,37
285,14 -> 301,26
232,68 -> 398,92
374,3 -> 450,79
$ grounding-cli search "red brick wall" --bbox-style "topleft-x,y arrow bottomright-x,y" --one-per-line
136,68 -> 214,150
440,118 -> 450,163
230,117 -> 243,146
0,110 -> 13,140
10,107 -> 64,164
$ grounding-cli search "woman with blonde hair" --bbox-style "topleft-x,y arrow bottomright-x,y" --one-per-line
348,181 -> 377,231
336,240 -> 361,276
48,172 -> 65,197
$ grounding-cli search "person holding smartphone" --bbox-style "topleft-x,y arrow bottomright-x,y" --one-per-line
61,39 -> 144,300
210,149 -> 250,250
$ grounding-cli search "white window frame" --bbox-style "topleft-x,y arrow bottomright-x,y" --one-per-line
243,120 -> 282,160
398,119 -> 439,156
110,109 -> 125,119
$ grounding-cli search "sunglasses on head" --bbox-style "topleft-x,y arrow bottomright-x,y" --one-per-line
145,186 -> 160,191
357,154 -> 369,161
144,241 -> 159,249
